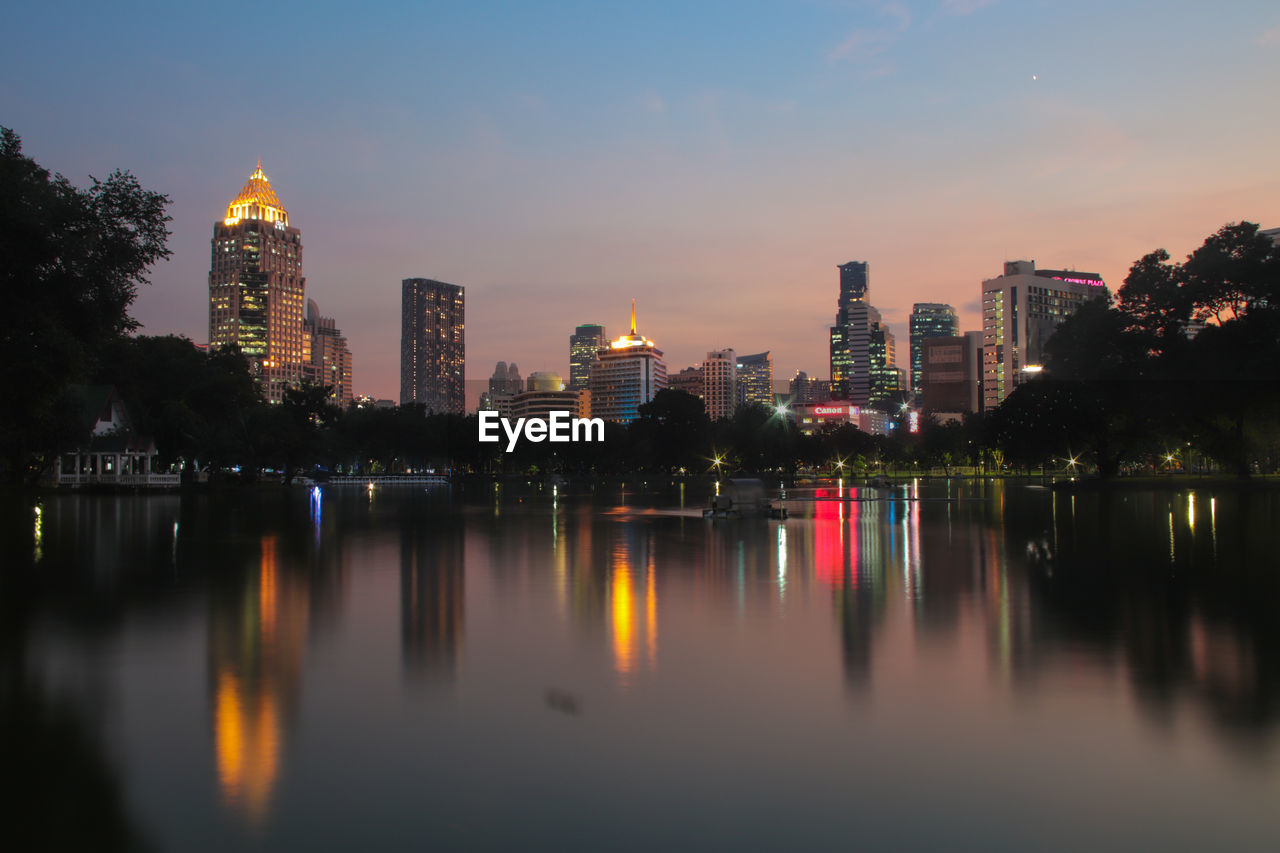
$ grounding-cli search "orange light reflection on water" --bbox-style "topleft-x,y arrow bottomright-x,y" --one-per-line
214,670 -> 280,824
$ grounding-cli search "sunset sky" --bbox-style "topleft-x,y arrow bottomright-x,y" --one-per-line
3,0 -> 1278,400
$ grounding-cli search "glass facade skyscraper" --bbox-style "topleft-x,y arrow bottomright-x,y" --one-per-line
868,322 -> 900,406
829,261 -> 874,404
400,278 -> 465,413
735,351 -> 773,409
569,324 -> 606,392
908,303 -> 959,395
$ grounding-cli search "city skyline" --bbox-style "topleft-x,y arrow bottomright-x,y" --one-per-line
4,1 -> 1278,398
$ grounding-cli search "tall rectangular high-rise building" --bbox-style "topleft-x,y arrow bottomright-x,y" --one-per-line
702,349 -> 737,420
735,351 -> 773,409
964,330 -> 983,413
208,162 -> 306,403
829,261 -> 876,405
921,335 -> 976,414
401,278 -> 465,413
981,261 -> 1106,409
868,322 -> 900,406
909,303 -> 959,395
569,324 -> 606,391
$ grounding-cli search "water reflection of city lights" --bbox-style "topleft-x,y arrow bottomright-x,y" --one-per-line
214,670 -> 279,824
611,560 -> 635,682
33,503 -> 43,562
645,561 -> 657,670
310,486 -> 322,544
1188,492 -> 1195,534
776,525 -> 788,594
1210,497 -> 1217,556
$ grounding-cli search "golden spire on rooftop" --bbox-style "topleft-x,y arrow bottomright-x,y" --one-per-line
224,161 -> 288,226
610,299 -> 656,349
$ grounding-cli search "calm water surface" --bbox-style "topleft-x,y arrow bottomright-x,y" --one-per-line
4,480 -> 1280,851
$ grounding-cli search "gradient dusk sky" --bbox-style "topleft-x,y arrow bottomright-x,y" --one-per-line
3,0 -> 1278,400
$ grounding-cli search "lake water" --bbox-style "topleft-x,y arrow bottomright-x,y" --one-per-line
4,479 -> 1280,851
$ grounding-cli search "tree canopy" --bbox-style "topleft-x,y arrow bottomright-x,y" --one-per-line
1,127 -> 171,482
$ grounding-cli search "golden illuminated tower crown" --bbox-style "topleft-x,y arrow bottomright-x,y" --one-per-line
224,159 -> 289,226
209,161 -> 305,404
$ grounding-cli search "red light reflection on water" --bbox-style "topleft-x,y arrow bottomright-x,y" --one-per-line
814,488 -> 857,588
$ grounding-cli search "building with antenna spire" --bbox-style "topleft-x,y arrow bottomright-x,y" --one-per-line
587,300 -> 667,423
208,161 -> 306,402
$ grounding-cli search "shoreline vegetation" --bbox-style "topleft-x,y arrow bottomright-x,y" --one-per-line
5,126 -> 1279,490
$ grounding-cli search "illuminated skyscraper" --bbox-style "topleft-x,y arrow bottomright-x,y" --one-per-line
829,261 -> 876,404
909,303 -> 959,394
868,322 -> 901,406
401,278 -> 465,413
588,301 -> 666,423
569,324 -> 606,391
735,351 -> 773,409
208,162 -> 305,403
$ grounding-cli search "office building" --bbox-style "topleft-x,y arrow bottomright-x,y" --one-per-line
790,371 -> 832,405
829,261 -> 877,405
208,161 -> 306,403
668,366 -> 704,401
304,299 -> 354,408
909,303 -> 959,395
736,352 -> 773,409
921,335 -> 978,414
981,261 -> 1106,409
703,349 -> 737,420
569,324 -> 606,392
401,278 -> 465,413
868,322 -> 900,406
588,301 -> 667,423
964,330 -> 983,412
